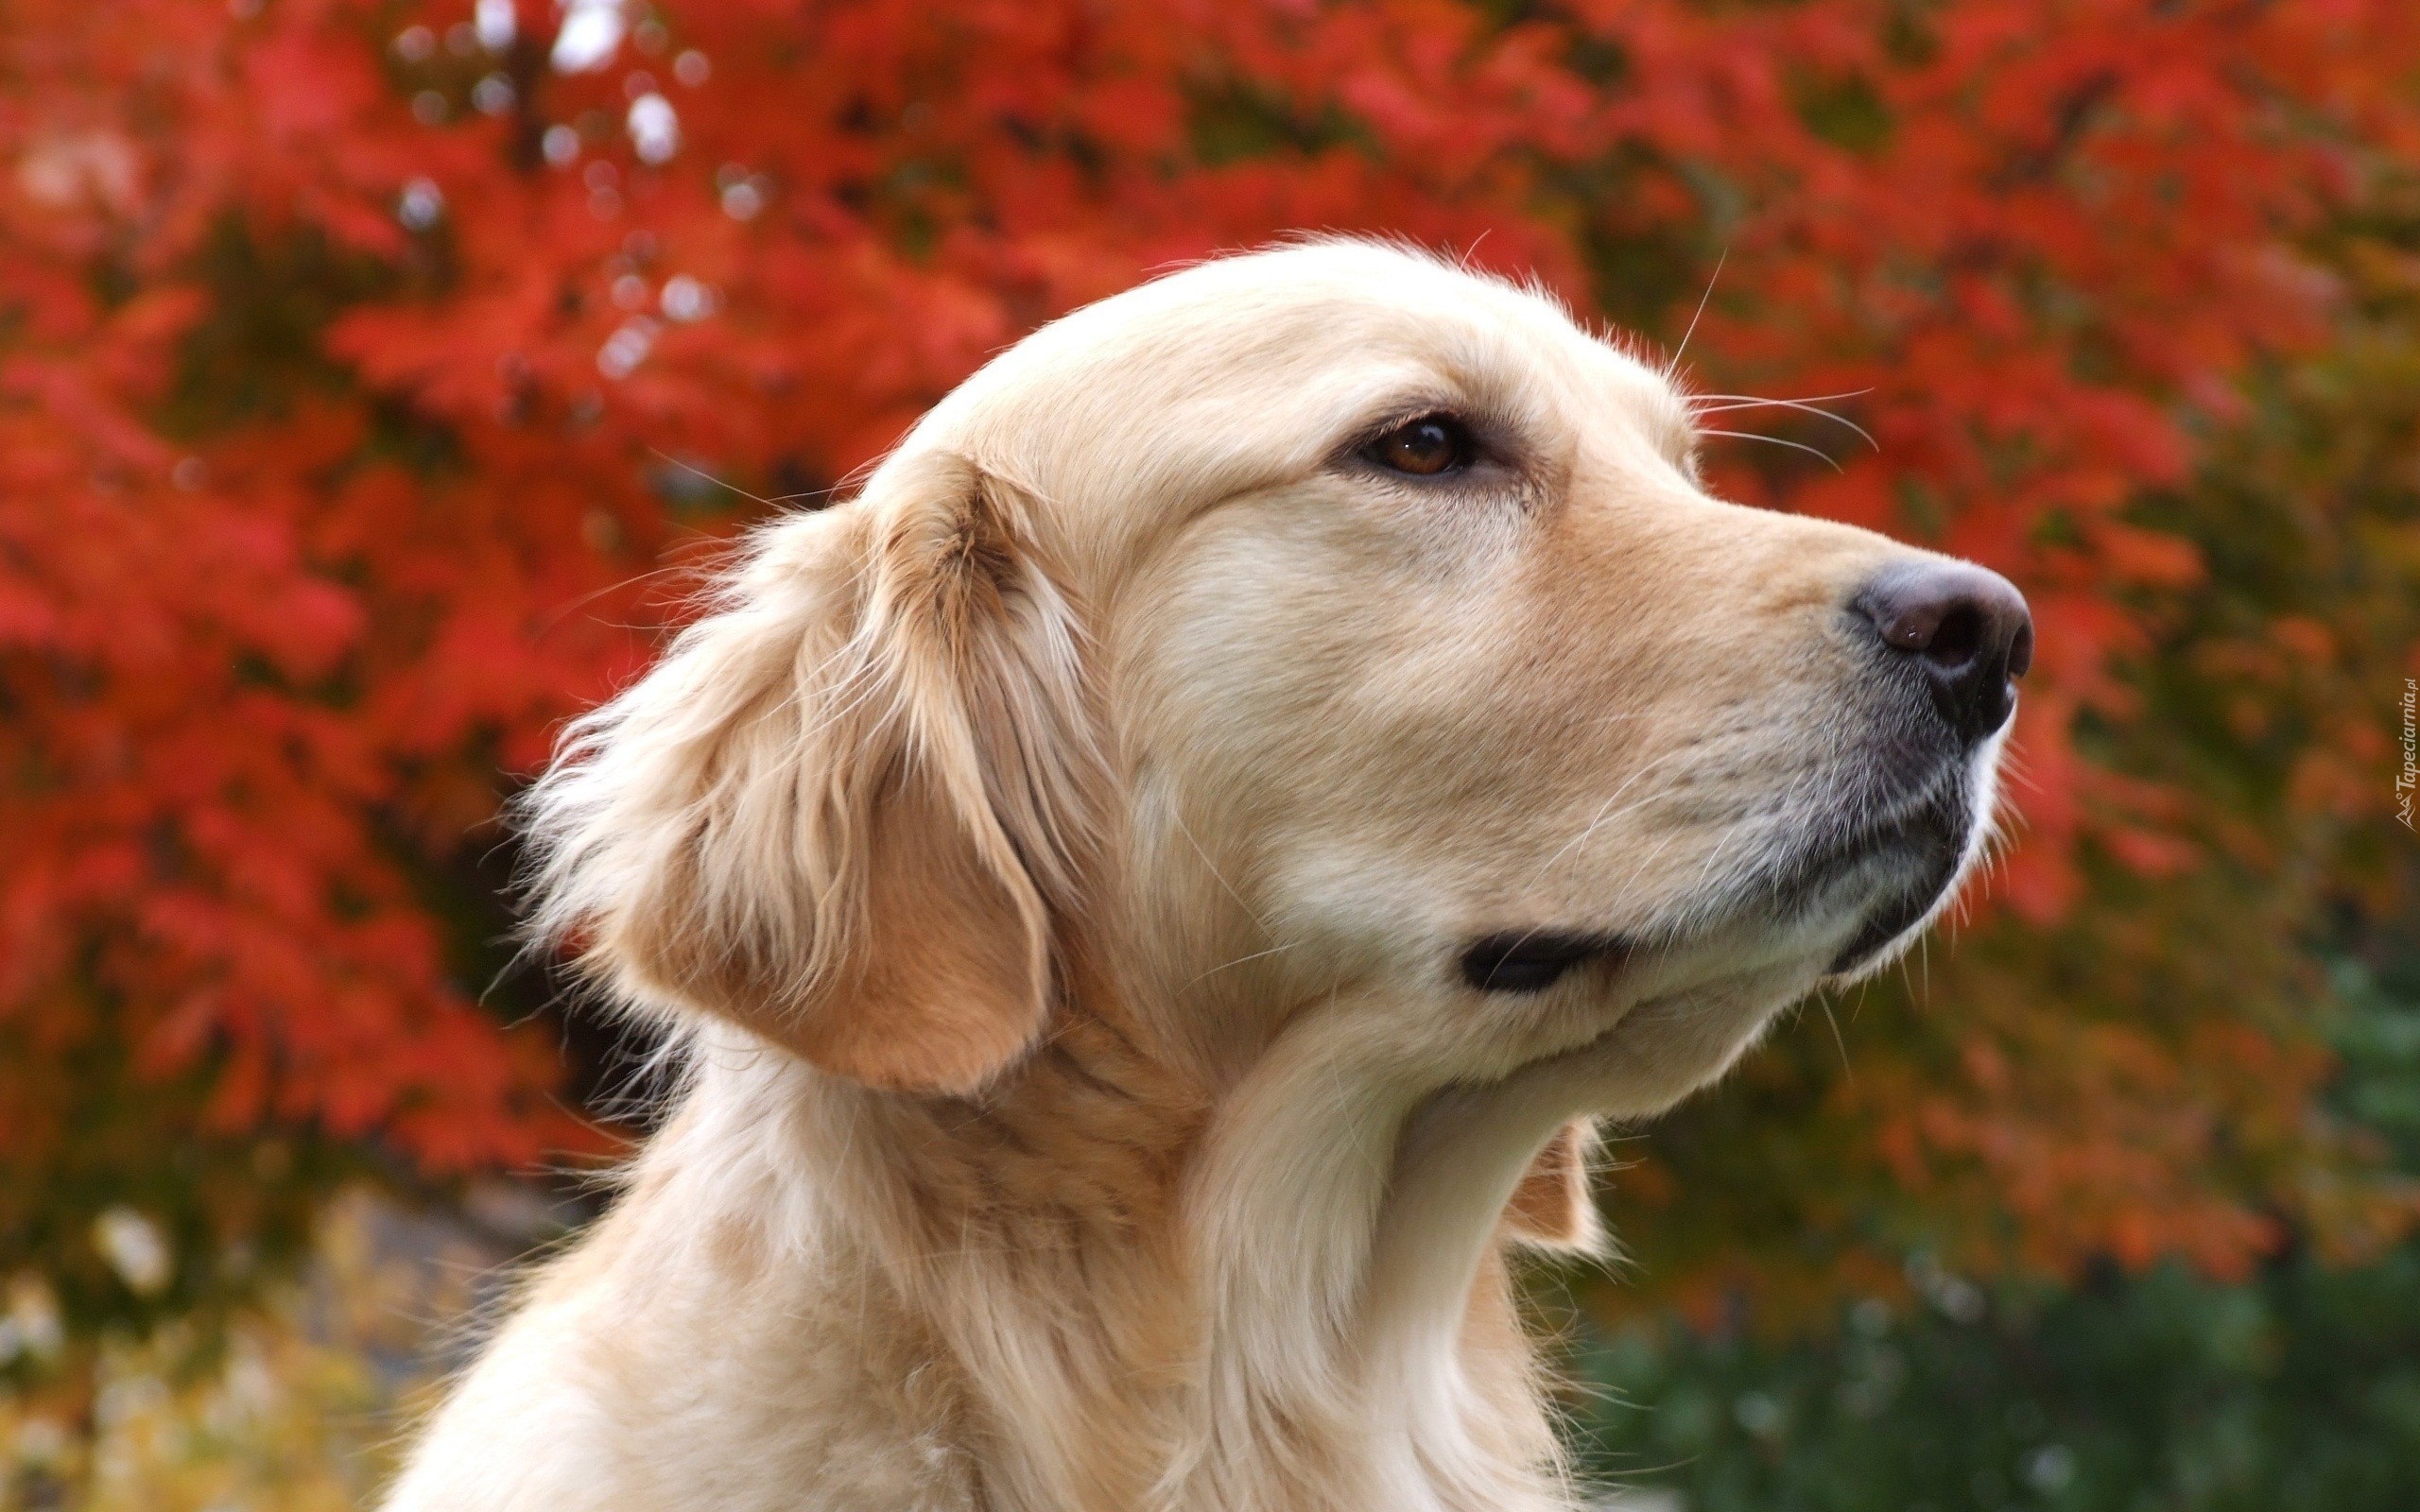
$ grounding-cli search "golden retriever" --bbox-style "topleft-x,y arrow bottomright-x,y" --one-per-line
382,241 -> 2029,1512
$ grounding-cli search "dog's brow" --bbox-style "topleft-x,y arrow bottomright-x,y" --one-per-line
1642,383 -> 1703,471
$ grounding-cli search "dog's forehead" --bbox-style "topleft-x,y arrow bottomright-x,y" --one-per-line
941,243 -> 1681,445
894,243 -> 1694,571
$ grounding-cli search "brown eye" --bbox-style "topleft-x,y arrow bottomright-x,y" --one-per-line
1367,415 -> 1473,476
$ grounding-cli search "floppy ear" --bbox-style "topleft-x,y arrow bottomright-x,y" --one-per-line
1503,1119 -> 1602,1253
522,451 -> 1098,1095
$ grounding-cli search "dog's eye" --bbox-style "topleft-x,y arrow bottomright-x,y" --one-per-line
1366,415 -> 1474,477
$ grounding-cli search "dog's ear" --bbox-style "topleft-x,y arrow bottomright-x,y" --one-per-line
523,452 -> 1098,1095
1504,1119 -> 1602,1253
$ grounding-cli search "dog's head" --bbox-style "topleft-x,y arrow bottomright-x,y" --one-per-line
527,241 -> 2025,1139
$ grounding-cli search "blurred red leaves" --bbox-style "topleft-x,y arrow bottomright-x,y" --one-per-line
4,0 -> 2416,1291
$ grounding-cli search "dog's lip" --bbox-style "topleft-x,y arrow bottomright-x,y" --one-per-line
1457,930 -> 1634,994
1781,783 -> 1962,888
1462,773 -> 1976,996
1811,791 -> 1973,975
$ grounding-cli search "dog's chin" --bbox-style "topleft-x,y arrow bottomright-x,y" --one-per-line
1645,760 -> 1990,992
1450,758 -> 1996,1095
1804,782 -> 1986,984
1490,787 -> 1986,1111
1818,849 -> 1964,981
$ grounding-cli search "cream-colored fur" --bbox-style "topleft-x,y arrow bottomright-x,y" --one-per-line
382,242 -> 2014,1512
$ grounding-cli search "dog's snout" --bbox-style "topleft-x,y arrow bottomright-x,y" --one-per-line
1852,561 -> 2033,744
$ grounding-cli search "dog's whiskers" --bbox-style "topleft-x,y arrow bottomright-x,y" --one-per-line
1664,247 -> 1727,378
1694,428 -> 1846,472
1186,941 -> 1302,989
1174,811 -> 1278,938
1689,391 -> 1879,452
648,448 -> 789,512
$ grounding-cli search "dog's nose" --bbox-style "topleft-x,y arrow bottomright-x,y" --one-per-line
1852,560 -> 2033,744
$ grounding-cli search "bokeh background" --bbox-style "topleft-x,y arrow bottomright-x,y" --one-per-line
4,1 -> 2419,1507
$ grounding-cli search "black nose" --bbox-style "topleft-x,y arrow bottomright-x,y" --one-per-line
1852,561 -> 2033,744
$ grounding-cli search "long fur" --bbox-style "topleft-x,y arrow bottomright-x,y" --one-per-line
382,241 -> 2013,1512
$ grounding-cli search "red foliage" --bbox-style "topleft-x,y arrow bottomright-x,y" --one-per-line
3,1 -> 2414,1263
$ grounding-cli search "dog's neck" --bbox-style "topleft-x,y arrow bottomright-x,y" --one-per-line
659,985 -> 1577,1512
